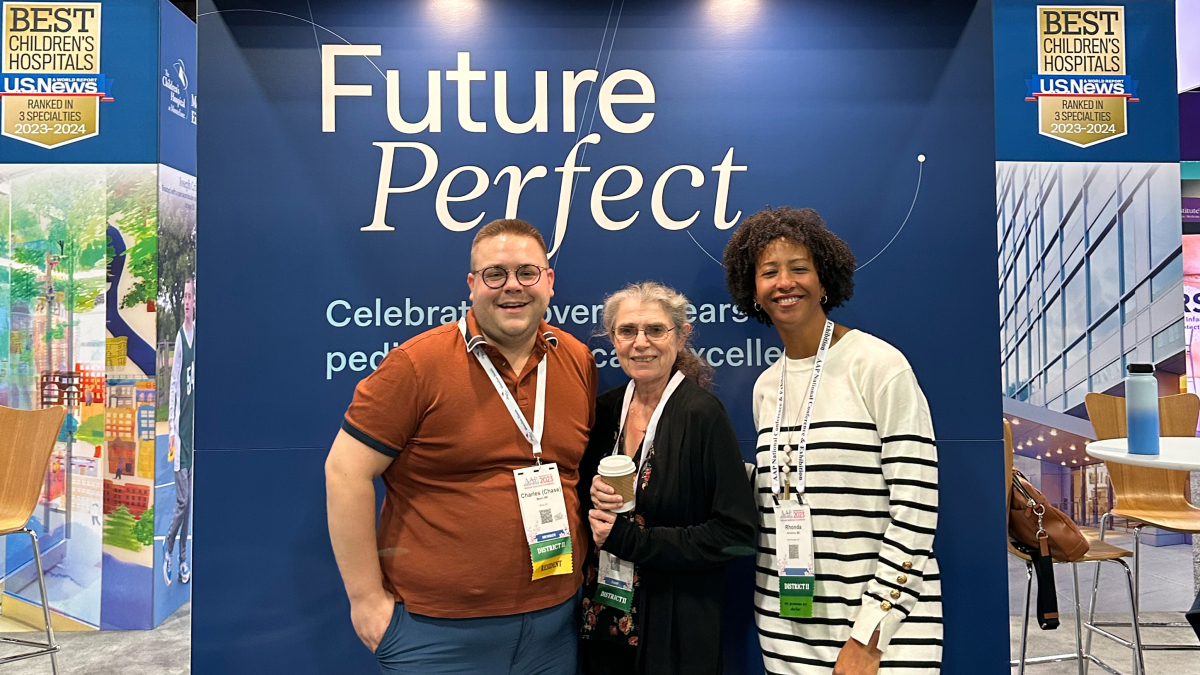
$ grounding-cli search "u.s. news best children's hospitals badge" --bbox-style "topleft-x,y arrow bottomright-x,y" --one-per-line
1,2 -> 111,148
1027,6 -> 1136,148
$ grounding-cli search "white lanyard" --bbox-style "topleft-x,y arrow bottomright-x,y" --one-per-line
460,317 -> 547,460
770,320 -> 834,498
613,371 -> 685,491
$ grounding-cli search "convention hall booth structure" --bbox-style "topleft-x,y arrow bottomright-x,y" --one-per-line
0,0 -> 1188,673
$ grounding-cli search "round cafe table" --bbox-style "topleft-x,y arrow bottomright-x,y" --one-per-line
1084,435 -> 1200,661
1086,437 -> 1200,471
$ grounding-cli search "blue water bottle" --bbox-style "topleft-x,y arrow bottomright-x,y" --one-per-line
1125,363 -> 1159,455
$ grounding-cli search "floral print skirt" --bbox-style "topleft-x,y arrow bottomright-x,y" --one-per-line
579,514 -> 645,648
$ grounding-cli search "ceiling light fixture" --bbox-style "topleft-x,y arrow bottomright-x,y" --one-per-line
1050,429 -> 1057,436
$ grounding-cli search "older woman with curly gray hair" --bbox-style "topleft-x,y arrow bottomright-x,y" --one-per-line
577,281 -> 757,675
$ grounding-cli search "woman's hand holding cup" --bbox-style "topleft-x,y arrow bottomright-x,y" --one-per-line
595,456 -> 637,512
591,474 -> 625,511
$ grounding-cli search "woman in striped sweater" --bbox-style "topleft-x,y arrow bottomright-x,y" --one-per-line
723,207 -> 942,675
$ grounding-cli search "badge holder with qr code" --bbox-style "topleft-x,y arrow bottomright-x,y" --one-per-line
775,500 -> 816,618
515,464 -> 573,580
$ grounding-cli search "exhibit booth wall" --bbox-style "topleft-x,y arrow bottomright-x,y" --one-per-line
1182,3 -> 1200,413
994,0 -> 1185,488
0,0 -> 196,632
195,0 -> 1004,673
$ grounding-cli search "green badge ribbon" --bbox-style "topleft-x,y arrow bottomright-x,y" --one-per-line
779,575 -> 815,618
529,536 -> 571,562
528,536 -> 573,580
594,584 -> 634,611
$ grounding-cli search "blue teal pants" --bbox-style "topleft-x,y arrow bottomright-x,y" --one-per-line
375,590 -> 580,674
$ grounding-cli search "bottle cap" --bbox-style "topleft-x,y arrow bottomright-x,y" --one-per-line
1126,363 -> 1154,374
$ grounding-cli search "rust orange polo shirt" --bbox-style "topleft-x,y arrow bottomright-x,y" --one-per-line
342,309 -> 597,619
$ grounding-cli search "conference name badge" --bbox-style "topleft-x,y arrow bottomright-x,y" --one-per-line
594,551 -> 635,611
1026,6 -> 1135,148
514,463 -> 573,580
775,501 -> 815,618
1,2 -> 112,148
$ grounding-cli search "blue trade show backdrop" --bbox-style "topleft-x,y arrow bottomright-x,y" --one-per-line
195,0 -> 1004,672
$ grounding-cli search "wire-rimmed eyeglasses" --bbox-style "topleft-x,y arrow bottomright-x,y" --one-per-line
611,324 -> 677,342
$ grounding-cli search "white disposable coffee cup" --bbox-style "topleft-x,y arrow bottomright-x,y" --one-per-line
597,455 -> 637,513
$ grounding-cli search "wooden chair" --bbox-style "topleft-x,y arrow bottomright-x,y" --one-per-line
1006,420 -> 1144,675
1083,392 -> 1200,662
0,405 -> 66,674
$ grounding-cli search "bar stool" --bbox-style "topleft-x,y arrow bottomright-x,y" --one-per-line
0,404 -> 66,674
1006,420 -> 1144,675
1083,393 -> 1200,668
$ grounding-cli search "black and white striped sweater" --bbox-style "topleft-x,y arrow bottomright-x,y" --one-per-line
751,330 -> 942,674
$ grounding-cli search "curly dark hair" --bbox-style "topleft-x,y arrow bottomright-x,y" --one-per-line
722,207 -> 856,325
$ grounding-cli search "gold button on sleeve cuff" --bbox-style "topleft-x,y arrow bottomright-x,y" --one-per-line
897,575 -> 908,584
880,600 -> 892,611
890,590 -> 901,600
902,561 -> 913,570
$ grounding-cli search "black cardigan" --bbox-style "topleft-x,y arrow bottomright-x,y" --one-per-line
579,377 -> 758,675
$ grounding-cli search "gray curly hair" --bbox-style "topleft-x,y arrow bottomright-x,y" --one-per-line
601,281 -> 714,390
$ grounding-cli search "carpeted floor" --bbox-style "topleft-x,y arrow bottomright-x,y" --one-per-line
1010,611 -> 1200,673
2,537 -> 1198,675
0,602 -> 189,675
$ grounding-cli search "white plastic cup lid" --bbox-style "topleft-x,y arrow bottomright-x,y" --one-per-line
597,455 -> 636,476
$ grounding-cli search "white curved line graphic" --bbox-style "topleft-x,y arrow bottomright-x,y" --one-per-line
197,8 -> 385,79
855,155 -> 925,271
683,155 -> 926,271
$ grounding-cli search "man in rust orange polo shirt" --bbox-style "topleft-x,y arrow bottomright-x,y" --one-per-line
325,218 -> 597,674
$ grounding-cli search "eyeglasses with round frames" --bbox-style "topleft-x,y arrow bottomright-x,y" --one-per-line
612,324 -> 677,342
473,264 -> 546,289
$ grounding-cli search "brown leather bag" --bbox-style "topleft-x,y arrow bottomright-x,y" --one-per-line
1009,469 -> 1090,562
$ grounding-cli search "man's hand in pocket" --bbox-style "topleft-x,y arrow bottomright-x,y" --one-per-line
353,590 -> 397,653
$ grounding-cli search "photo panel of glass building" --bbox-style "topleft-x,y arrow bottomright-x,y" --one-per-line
997,162 -> 1185,528
999,161 -> 1184,413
